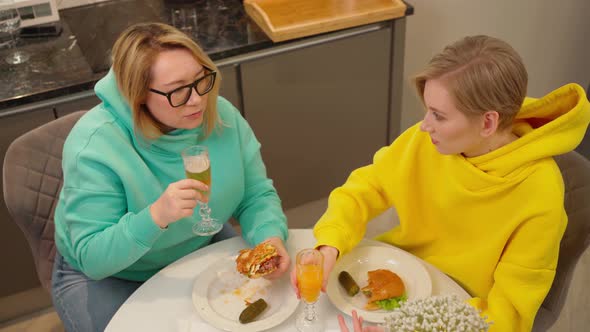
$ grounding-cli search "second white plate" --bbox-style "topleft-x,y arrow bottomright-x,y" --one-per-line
326,245 -> 432,323
192,255 -> 299,331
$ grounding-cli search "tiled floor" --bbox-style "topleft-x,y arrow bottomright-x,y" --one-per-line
0,308 -> 63,332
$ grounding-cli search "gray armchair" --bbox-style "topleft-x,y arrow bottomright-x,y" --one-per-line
575,84 -> 590,159
2,111 -> 86,291
534,151 -> 590,331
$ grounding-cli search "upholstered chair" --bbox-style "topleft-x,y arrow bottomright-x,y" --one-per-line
3,111 -> 86,291
534,151 -> 590,331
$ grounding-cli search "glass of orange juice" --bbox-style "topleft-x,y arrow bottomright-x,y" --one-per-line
295,248 -> 324,332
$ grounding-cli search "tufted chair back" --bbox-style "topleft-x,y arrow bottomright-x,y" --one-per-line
2,111 -> 86,291
533,151 -> 590,330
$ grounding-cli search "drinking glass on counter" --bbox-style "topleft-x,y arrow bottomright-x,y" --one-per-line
204,0 -> 227,11
181,145 -> 223,236
0,2 -> 30,64
295,248 -> 324,332
170,6 -> 197,33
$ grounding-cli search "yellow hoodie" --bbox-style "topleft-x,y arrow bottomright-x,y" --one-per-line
314,83 -> 590,331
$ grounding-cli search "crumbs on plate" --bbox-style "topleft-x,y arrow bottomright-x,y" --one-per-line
215,268 -> 271,304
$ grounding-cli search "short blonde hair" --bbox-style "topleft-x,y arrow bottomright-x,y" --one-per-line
111,22 -> 221,139
414,35 -> 527,130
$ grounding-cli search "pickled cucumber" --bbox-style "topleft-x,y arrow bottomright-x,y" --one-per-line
239,298 -> 268,324
338,271 -> 360,296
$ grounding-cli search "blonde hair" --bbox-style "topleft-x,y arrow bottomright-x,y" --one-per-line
413,35 -> 527,130
111,22 -> 221,139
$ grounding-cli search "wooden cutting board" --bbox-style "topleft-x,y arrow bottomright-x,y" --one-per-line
243,0 -> 408,42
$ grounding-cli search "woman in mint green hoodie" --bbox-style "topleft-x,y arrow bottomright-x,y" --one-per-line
51,23 -> 289,332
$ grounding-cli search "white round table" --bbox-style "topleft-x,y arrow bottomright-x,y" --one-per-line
105,229 -> 470,332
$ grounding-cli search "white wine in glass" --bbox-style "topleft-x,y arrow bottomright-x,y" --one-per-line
181,145 -> 222,236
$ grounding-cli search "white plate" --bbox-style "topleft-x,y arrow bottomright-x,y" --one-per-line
192,255 -> 299,331
326,245 -> 432,323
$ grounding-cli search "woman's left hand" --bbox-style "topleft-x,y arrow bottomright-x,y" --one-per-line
338,310 -> 385,332
263,236 -> 290,279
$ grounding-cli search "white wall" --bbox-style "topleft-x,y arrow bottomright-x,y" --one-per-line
400,0 -> 590,130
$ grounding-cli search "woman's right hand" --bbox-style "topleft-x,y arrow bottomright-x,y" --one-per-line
290,245 -> 339,298
338,311 -> 385,332
150,179 -> 209,228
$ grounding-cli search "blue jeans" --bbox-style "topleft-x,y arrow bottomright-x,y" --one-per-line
51,222 -> 237,332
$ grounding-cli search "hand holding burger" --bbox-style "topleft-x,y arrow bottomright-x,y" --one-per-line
236,237 -> 290,279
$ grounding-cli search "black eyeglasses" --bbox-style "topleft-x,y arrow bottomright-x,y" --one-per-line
149,66 -> 217,107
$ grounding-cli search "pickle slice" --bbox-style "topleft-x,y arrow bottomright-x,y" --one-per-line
239,298 -> 268,324
338,271 -> 360,296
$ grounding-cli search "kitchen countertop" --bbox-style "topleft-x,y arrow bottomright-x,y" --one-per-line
0,0 -> 412,110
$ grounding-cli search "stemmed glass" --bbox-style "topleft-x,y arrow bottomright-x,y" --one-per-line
0,4 -> 30,65
181,145 -> 223,236
295,248 -> 324,332
170,6 -> 197,33
206,0 -> 227,10
215,0 -> 228,11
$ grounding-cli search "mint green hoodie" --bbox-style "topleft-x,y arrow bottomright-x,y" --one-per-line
54,70 -> 288,281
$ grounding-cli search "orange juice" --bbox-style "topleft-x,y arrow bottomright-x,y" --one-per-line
297,265 -> 323,303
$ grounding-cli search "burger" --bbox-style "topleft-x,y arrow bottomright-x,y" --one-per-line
362,269 -> 407,310
235,242 -> 280,278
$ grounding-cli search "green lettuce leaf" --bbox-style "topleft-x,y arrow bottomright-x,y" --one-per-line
375,293 -> 407,310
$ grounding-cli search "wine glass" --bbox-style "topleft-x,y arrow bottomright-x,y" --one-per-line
295,248 -> 324,332
0,5 -> 30,65
215,0 -> 228,11
204,0 -> 227,11
170,6 -> 198,33
181,145 -> 223,236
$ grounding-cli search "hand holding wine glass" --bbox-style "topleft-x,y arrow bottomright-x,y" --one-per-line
149,178 -> 208,229
295,248 -> 324,332
181,145 -> 223,236
291,245 -> 339,298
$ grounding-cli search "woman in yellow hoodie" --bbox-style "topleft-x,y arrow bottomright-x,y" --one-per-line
292,35 -> 590,331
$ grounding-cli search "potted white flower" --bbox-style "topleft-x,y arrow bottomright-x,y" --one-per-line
382,295 -> 491,332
